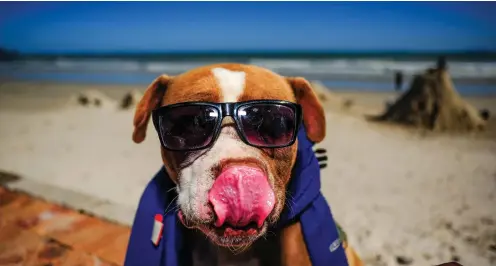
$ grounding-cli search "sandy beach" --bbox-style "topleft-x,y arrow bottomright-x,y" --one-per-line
1,80 -> 495,266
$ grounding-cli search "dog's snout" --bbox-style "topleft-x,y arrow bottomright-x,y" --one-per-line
198,202 -> 214,221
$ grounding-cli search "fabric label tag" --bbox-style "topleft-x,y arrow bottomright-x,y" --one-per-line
151,214 -> 164,246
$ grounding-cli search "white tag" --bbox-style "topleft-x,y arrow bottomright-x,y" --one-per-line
151,214 -> 164,246
329,238 -> 341,252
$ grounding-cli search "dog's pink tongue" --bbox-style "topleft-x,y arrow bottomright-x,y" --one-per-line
208,166 -> 275,228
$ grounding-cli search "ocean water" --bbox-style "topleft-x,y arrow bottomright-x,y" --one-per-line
1,56 -> 495,96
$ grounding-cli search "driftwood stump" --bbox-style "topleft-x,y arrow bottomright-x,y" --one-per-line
119,90 -> 143,110
68,90 -> 116,109
374,69 -> 485,132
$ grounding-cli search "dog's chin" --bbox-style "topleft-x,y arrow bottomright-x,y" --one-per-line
178,210 -> 267,248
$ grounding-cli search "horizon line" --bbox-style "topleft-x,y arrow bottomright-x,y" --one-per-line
2,46 -> 496,55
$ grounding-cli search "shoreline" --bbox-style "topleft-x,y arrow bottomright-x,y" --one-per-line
3,73 -> 496,89
2,79 -> 496,106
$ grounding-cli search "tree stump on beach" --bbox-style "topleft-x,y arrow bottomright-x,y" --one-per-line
119,90 -> 143,110
68,90 -> 116,109
479,109 -> 491,121
373,69 -> 486,132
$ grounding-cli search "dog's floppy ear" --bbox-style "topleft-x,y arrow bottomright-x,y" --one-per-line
132,74 -> 172,144
286,77 -> 326,143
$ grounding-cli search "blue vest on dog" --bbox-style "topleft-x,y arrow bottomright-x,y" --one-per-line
124,126 -> 349,266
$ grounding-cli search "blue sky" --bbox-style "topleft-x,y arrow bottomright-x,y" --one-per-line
0,2 -> 495,53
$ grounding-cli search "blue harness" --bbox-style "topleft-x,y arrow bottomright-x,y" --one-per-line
124,126 -> 349,266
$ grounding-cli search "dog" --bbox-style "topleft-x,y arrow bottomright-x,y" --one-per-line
130,63 -> 362,266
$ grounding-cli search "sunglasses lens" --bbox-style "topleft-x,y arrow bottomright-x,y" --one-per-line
237,104 -> 296,147
158,105 -> 219,150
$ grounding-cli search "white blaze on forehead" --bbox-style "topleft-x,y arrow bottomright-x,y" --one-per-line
211,67 -> 246,102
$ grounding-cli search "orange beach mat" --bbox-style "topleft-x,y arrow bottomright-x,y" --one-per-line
0,186 -> 130,266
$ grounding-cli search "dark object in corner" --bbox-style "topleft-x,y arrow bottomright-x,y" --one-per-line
0,170 -> 21,185
479,109 -> 490,121
0,47 -> 20,61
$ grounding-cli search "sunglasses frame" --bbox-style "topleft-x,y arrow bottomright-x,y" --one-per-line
151,100 -> 303,152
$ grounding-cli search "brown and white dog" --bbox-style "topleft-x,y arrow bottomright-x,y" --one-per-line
132,63 -> 363,266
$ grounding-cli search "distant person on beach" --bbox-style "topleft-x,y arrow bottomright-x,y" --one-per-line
394,71 -> 403,92
436,56 -> 447,71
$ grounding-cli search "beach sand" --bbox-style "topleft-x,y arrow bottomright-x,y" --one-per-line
1,80 -> 495,266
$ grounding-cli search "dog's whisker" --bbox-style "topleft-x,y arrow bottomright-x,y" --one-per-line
166,186 -> 177,194
284,191 -> 295,202
164,195 -> 179,215
170,205 -> 180,212
267,229 -> 276,236
234,243 -> 251,254
285,201 -> 295,210
284,191 -> 296,214
204,229 -> 214,242
230,243 -> 246,255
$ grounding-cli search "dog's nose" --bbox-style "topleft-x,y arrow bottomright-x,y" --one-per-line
208,165 -> 275,228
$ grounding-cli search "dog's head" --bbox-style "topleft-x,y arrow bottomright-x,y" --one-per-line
132,64 -> 325,247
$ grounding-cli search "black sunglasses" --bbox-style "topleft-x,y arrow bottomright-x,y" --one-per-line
151,100 -> 303,151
